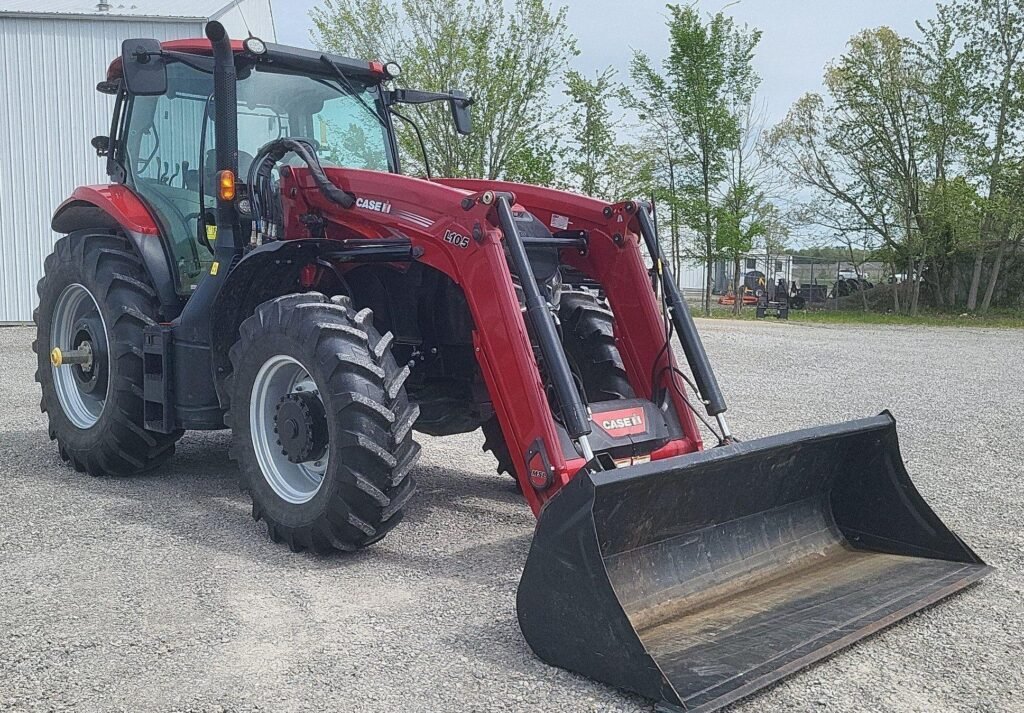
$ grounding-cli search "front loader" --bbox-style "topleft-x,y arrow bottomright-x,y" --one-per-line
34,22 -> 990,712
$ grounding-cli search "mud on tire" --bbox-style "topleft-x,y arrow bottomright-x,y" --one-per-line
34,231 -> 182,476
227,292 -> 420,553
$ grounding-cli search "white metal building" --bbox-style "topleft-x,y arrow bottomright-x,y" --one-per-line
0,1 -> 276,322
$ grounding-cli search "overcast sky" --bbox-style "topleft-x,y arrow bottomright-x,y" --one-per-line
272,0 -> 939,125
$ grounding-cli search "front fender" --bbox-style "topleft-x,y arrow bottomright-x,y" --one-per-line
210,239 -> 336,405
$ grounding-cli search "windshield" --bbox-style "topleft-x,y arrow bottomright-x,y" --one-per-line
125,61 -> 395,189
235,66 -> 394,172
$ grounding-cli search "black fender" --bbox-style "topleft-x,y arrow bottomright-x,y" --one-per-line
52,201 -> 183,321
210,239 -> 340,405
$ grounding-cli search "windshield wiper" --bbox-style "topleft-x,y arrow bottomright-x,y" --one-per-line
319,55 -> 391,133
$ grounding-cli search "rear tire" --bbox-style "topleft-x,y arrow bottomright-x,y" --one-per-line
34,231 -> 182,476
227,293 -> 420,553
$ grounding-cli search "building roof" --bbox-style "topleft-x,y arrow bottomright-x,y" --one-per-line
0,0 -> 240,20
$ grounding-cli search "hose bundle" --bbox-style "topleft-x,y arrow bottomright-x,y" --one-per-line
247,137 -> 356,239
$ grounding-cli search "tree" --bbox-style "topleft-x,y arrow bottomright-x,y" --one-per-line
310,0 -> 576,181
717,103 -> 773,314
949,0 -> 1024,311
769,28 -> 937,313
627,4 -> 761,315
563,68 -> 620,199
618,101 -> 688,278
502,132 -> 565,188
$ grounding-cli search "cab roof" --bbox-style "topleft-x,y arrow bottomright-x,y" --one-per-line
107,39 -> 386,85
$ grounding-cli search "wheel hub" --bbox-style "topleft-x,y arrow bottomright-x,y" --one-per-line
275,391 -> 328,464
70,314 -> 107,396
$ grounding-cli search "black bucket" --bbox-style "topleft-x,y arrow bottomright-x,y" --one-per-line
517,413 -> 991,712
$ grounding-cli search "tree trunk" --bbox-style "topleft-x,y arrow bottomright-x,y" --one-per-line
966,249 -> 985,311
732,256 -> 741,316
909,256 -> 917,311
932,258 -> 945,309
704,256 -> 713,317
848,245 -> 868,312
701,156 -> 713,317
891,260 -> 901,314
910,256 -> 923,317
980,240 -> 1007,313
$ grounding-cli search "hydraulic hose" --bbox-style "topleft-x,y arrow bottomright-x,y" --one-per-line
251,138 -> 355,209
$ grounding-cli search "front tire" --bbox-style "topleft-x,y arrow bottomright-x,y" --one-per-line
34,231 -> 182,475
558,290 -> 634,401
227,293 -> 420,553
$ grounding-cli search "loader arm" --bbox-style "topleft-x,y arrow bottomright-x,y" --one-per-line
289,170 -> 712,509
436,179 -> 709,445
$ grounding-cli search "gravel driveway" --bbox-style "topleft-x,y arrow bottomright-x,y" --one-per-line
1,320 -> 1020,712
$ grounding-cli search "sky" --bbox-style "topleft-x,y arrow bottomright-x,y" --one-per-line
271,0 -> 940,125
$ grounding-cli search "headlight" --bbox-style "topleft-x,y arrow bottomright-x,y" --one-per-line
244,37 -> 268,55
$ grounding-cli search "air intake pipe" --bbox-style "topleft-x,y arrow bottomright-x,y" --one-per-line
173,22 -> 245,390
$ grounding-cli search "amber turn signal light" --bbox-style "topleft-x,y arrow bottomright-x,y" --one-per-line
218,170 -> 236,201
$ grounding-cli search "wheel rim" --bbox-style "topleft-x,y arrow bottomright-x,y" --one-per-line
249,355 -> 329,504
50,283 -> 109,429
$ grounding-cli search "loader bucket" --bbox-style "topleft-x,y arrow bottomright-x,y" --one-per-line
517,413 -> 990,712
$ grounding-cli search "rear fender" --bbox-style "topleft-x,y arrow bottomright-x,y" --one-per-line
52,185 -> 182,319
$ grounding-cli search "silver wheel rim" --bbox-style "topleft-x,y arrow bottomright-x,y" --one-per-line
50,283 -> 109,429
249,355 -> 329,504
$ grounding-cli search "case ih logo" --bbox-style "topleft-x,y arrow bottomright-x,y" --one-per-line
356,197 -> 392,213
596,408 -> 647,438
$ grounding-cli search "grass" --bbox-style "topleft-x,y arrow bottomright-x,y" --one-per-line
697,305 -> 1024,328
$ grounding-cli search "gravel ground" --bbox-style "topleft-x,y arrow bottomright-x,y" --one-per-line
0,320 -> 1021,713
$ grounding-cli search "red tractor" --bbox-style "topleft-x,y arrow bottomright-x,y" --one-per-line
34,23 -> 989,712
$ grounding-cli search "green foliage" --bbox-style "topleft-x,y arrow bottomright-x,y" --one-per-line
626,4 -> 761,313
502,133 -> 565,187
563,67 -> 619,198
791,245 -> 872,261
310,0 -> 577,180
771,0 -> 1024,313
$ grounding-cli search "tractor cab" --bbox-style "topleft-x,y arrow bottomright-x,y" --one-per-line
104,38 -> 468,294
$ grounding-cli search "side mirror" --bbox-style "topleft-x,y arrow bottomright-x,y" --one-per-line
449,90 -> 473,135
121,38 -> 166,96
